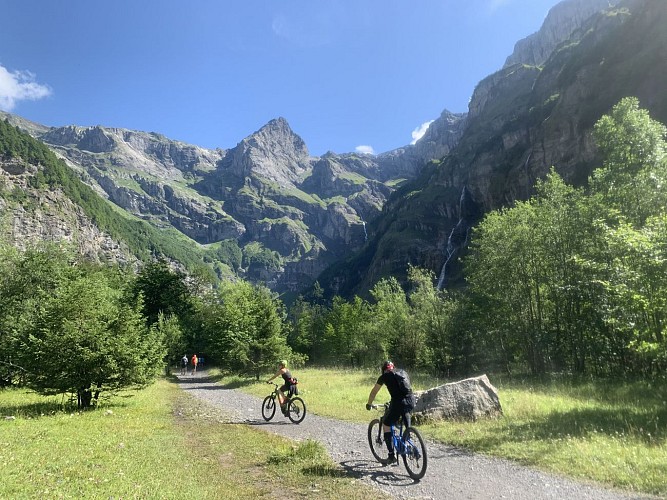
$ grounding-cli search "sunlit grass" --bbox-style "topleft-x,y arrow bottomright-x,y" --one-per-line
217,367 -> 667,496
0,378 -> 375,499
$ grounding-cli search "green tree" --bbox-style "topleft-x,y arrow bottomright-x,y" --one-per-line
465,170 -> 601,375
591,96 -> 667,226
155,312 -> 185,375
319,295 -> 374,366
368,277 -> 411,367
132,259 -> 193,327
0,244 -> 76,384
17,265 -> 163,408
203,280 -> 290,379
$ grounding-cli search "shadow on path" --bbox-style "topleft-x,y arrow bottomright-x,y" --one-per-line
340,459 -> 418,485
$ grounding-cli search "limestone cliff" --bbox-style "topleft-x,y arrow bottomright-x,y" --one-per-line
317,0 -> 667,298
504,0 -> 621,68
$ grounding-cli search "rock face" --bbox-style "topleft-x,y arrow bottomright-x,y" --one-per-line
1,99 -> 467,293
317,0 -> 667,298
0,158 -> 135,267
413,375 -> 502,422
3,0 -> 658,299
503,0 -> 622,68
223,117 -> 310,186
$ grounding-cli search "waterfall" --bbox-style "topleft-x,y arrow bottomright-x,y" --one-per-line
436,186 -> 473,290
361,218 -> 367,242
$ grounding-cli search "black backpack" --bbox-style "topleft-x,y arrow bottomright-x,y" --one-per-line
394,369 -> 412,397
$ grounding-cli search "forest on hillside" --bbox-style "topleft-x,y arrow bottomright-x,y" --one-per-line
1,97 -> 666,408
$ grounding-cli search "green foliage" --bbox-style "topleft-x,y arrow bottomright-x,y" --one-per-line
0,245 -> 164,407
242,241 -> 282,272
154,312 -> 185,373
289,266 -> 461,372
591,97 -> 667,225
202,280 -> 292,379
463,98 -> 667,377
208,239 -> 242,271
132,260 -> 193,326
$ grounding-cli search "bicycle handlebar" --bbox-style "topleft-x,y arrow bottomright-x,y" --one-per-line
369,402 -> 389,410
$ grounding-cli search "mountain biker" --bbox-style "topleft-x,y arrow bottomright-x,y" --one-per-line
365,360 -> 415,464
266,360 -> 297,416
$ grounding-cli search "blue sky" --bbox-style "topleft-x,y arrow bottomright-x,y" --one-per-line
1,0 -> 560,156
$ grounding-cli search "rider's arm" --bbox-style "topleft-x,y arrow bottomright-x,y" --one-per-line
366,383 -> 382,407
266,368 -> 283,383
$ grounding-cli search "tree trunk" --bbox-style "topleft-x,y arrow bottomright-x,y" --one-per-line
78,386 -> 93,409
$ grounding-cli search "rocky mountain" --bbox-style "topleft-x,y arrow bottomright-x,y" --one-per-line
4,0 -> 656,301
315,0 -> 667,298
0,155 -> 134,265
503,0 -> 621,68
1,103 -> 465,294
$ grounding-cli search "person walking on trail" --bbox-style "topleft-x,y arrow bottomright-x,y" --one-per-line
266,360 -> 297,416
191,354 -> 198,375
365,360 -> 415,464
180,354 -> 188,375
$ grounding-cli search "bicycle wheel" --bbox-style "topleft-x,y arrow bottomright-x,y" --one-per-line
402,427 -> 427,480
286,397 -> 306,424
261,395 -> 276,421
367,419 -> 388,463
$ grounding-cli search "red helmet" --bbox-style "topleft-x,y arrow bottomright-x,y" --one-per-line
381,360 -> 394,372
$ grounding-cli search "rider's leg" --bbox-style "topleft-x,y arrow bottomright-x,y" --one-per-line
383,408 -> 398,460
402,412 -> 412,435
383,424 -> 395,456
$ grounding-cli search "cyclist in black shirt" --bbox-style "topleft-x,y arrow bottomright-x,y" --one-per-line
366,360 -> 415,464
267,360 -> 296,416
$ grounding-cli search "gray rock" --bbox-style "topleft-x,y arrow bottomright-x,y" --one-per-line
413,374 -> 502,422
504,0 -> 622,68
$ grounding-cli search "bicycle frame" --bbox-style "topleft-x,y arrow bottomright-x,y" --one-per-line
262,382 -> 307,424
368,402 -> 427,480
376,405 -> 408,454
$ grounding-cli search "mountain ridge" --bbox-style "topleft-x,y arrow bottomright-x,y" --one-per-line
3,0 -> 654,299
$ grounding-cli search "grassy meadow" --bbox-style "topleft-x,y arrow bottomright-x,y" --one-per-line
221,367 -> 667,497
0,377 -> 374,499
1,367 -> 665,497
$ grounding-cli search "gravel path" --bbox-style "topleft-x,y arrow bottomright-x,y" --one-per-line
176,373 -> 656,500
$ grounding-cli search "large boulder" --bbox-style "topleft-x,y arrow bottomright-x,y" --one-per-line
413,374 -> 502,422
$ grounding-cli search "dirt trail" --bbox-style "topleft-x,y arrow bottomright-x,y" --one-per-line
176,373 -> 654,500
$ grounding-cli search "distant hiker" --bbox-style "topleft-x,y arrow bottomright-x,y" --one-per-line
266,360 -> 298,417
191,354 -> 198,375
366,360 -> 415,464
180,354 -> 188,375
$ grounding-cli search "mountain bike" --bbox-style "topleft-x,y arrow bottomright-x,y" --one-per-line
262,382 -> 306,424
367,403 -> 428,480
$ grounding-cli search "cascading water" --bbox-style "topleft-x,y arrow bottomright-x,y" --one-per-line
436,186 -> 476,290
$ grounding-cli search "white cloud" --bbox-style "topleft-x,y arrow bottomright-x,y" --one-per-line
410,120 -> 434,145
0,64 -> 52,111
355,145 -> 375,155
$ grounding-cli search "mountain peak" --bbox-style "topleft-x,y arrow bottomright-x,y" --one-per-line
504,0 -> 621,68
224,117 -> 310,185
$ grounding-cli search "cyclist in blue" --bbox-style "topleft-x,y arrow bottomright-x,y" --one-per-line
267,360 -> 296,416
365,360 -> 415,464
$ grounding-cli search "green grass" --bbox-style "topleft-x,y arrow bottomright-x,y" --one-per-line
0,378 -> 375,499
217,367 -> 667,496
